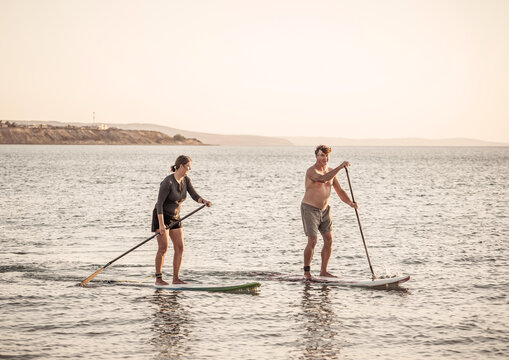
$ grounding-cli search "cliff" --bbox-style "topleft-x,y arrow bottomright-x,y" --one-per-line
0,124 -> 203,145
9,121 -> 293,146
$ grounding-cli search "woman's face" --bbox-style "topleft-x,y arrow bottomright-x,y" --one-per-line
180,161 -> 192,175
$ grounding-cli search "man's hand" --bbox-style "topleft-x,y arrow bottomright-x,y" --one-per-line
341,161 -> 351,169
350,201 -> 358,209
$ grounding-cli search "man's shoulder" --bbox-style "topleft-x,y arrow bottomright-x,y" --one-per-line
305,165 -> 318,177
306,164 -> 318,172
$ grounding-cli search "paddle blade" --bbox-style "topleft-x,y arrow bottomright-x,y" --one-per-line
80,267 -> 105,286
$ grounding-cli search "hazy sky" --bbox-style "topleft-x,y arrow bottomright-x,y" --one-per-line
1,0 -> 508,141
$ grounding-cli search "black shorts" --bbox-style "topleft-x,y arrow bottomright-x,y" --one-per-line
151,208 -> 182,232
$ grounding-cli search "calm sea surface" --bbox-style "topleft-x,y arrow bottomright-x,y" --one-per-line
1,145 -> 508,359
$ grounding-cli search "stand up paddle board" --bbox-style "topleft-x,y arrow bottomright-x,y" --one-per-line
278,275 -> 410,289
312,275 -> 410,288
154,282 -> 261,292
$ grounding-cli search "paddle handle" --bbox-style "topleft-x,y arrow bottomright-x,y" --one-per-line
344,167 -> 376,280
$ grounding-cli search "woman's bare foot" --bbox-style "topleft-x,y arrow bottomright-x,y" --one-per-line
172,278 -> 187,284
155,278 -> 169,286
319,271 -> 338,278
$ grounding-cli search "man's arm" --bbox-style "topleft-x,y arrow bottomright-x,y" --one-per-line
308,161 -> 350,183
333,177 -> 358,209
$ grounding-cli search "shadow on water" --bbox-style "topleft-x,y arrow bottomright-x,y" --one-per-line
364,284 -> 411,293
296,283 -> 342,360
150,292 -> 193,360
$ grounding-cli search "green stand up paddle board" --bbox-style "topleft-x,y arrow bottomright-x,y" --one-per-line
154,282 -> 261,292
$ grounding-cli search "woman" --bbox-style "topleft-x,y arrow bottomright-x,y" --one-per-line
152,155 -> 212,285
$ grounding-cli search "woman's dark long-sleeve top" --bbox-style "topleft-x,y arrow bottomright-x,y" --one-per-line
155,173 -> 201,219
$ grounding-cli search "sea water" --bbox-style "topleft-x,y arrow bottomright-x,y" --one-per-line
0,145 -> 507,359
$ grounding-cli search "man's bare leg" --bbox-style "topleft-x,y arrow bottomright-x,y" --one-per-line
304,236 -> 317,279
320,231 -> 337,277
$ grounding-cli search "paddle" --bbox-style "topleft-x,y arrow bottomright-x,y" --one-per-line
344,167 -> 377,280
80,204 -> 206,286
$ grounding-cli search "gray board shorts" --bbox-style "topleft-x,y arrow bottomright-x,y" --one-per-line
300,202 -> 333,237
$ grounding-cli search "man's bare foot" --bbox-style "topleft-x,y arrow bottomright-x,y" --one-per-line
155,279 -> 169,286
172,278 -> 187,284
304,272 -> 313,280
319,271 -> 338,278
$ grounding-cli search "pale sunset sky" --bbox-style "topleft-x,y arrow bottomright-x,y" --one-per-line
0,0 -> 508,142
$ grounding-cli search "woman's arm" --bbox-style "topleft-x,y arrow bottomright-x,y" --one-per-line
157,213 -> 167,234
156,179 -> 171,234
186,177 -> 212,207
155,179 -> 170,215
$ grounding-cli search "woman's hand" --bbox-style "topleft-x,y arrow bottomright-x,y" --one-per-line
158,227 -> 169,240
199,198 -> 212,207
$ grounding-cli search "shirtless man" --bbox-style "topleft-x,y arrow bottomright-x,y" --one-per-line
301,145 -> 358,279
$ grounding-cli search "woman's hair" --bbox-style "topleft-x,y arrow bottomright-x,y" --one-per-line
171,155 -> 192,172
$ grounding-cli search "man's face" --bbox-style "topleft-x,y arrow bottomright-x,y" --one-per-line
316,150 -> 329,165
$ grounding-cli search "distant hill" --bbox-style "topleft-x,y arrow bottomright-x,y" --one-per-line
7,120 -> 292,146
0,122 -> 202,145
4,120 -> 507,146
116,123 -> 293,146
285,136 -> 509,147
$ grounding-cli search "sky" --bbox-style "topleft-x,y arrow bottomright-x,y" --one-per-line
0,0 -> 508,142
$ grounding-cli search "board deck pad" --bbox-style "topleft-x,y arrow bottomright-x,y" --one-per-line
278,274 -> 410,289
154,282 -> 261,292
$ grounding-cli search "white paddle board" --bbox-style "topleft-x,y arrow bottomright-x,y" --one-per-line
312,274 -> 410,288
279,275 -> 410,289
154,282 -> 261,292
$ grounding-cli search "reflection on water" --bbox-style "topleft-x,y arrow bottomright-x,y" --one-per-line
297,284 -> 342,359
1,146 -> 507,359
151,292 -> 193,359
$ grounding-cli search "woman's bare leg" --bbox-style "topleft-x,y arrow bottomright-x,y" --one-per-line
155,230 -> 169,285
169,228 -> 186,284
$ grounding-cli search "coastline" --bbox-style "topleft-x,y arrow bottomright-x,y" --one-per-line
0,122 -> 204,145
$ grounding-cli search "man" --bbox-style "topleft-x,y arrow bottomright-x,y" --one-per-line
301,145 -> 358,279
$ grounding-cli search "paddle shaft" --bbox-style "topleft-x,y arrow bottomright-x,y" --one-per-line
80,204 -> 206,286
104,205 -> 205,266
344,167 -> 376,279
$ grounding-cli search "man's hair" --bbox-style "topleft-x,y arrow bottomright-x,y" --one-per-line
315,145 -> 331,156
